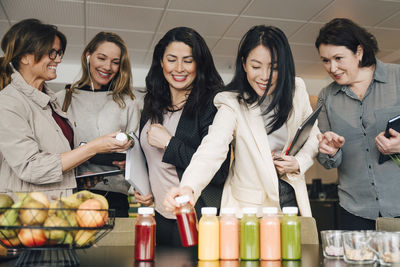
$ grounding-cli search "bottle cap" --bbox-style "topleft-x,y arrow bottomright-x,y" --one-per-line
138,207 -> 154,215
282,207 -> 298,215
115,132 -> 128,141
201,207 -> 217,215
175,195 -> 190,205
242,207 -> 258,214
262,207 -> 278,215
220,207 -> 236,215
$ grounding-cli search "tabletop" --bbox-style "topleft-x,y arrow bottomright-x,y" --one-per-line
0,245 -> 380,267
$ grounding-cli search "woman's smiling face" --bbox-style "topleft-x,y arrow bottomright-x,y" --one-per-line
161,41 -> 196,92
243,44 -> 278,97
87,41 -> 121,89
318,44 -> 363,86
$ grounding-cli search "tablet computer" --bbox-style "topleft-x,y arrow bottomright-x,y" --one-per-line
378,114 -> 400,164
75,167 -> 123,189
285,104 -> 323,156
125,132 -> 151,196
88,152 -> 126,166
75,168 -> 123,179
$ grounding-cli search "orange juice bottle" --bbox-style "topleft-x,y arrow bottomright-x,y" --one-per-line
199,207 -> 219,260
260,207 -> 281,260
261,261 -> 282,267
219,207 -> 239,260
198,261 -> 221,267
220,261 -> 239,267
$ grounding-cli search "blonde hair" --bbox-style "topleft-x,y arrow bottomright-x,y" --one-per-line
69,32 -> 134,108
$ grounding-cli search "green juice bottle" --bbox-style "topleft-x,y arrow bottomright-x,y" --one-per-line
240,207 -> 259,260
281,207 -> 301,260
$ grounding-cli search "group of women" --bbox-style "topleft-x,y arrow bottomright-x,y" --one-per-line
0,17 -> 399,246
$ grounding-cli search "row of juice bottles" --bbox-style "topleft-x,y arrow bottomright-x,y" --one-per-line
134,195 -> 301,262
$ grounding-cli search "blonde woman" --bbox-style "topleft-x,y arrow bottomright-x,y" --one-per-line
57,32 -> 140,217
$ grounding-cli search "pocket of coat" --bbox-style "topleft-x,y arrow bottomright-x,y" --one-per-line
230,183 -> 265,205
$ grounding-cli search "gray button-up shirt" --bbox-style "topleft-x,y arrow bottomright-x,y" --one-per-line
317,60 -> 400,220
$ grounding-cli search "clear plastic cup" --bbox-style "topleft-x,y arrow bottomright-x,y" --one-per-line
322,258 -> 346,267
375,231 -> 400,265
321,230 -> 345,259
342,231 -> 376,264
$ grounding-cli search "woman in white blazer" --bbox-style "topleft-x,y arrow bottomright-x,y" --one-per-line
164,25 -> 319,216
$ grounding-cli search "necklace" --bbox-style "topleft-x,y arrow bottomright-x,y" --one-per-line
169,93 -> 189,111
166,106 -> 184,112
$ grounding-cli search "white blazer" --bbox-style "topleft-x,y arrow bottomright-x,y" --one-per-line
180,77 -> 319,216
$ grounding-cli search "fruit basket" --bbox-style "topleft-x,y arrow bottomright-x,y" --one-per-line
0,191 -> 115,267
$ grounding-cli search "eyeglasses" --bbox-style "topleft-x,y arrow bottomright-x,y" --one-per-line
48,49 -> 64,60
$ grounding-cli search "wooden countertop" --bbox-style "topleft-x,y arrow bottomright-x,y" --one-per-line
0,244 -> 379,267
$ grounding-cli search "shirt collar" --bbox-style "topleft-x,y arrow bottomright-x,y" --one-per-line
77,83 -> 112,92
373,59 -> 387,83
332,58 -> 387,95
11,71 -> 51,108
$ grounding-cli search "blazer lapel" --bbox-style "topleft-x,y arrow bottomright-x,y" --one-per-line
284,108 -> 297,152
242,104 -> 279,199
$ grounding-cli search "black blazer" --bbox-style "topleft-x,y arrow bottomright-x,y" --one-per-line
139,98 -> 230,216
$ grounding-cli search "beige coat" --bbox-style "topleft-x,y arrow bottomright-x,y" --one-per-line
180,77 -> 319,216
0,72 -> 76,198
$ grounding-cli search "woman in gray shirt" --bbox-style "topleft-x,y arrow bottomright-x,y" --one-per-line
315,18 -> 400,230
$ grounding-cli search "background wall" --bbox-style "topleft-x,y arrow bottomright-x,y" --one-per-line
5,0 -> 380,184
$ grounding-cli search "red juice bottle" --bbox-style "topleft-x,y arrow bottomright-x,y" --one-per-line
135,207 -> 156,261
175,195 -> 198,247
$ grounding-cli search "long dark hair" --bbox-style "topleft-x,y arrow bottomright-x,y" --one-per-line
0,18 -> 66,90
143,27 -> 223,124
226,25 -> 295,134
315,18 -> 378,68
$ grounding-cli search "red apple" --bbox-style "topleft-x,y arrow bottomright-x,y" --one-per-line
76,199 -> 108,227
18,228 -> 47,247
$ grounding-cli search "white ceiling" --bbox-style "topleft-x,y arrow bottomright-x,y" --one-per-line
1,0 -> 400,80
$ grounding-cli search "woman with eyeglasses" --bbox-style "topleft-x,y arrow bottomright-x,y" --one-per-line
56,32 -> 140,217
0,19 -> 132,198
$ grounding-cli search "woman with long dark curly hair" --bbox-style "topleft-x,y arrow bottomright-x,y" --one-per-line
135,27 -> 230,246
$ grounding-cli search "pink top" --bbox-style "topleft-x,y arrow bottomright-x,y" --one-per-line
141,109 -> 183,219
